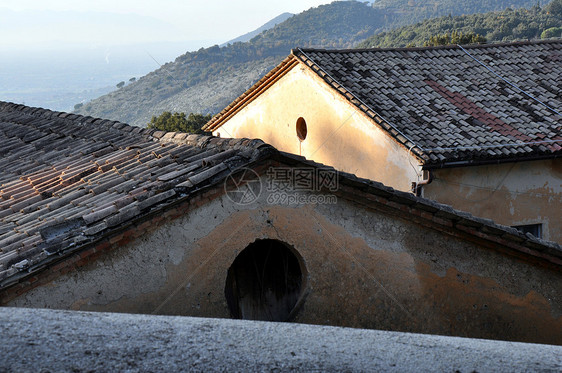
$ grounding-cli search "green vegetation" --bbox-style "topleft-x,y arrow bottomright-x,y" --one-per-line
422,31 -> 487,46
116,81 -> 125,89
358,1 -> 562,48
147,111 -> 211,134
546,0 -> 562,15
541,26 -> 562,37
75,0 -> 549,127
372,0 -> 540,27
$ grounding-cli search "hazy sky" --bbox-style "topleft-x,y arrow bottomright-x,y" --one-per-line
1,0 -> 333,48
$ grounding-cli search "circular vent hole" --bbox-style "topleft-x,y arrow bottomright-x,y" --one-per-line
296,117 -> 307,141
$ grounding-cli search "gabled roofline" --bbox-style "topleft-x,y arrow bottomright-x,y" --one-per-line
203,55 -> 300,132
2,142 -> 560,293
300,39 -> 560,54
204,40 -> 562,166
1,99 -> 561,294
292,47 -> 427,161
203,49 -> 428,161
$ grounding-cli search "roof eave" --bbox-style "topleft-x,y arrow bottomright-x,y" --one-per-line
203,54 -> 300,132
292,48 -> 428,163
423,152 -> 562,170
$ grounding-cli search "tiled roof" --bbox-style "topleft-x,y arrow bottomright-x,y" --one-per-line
1,101 -> 560,289
0,101 -> 272,285
207,40 -> 562,166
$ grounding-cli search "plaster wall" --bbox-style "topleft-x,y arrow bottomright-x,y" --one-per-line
214,64 -> 559,244
7,175 -> 562,344
216,65 -> 421,192
423,159 -> 562,243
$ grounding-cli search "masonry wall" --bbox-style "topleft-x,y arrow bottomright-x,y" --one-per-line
423,159 -> 562,244
215,65 -> 561,247
4,170 -> 562,345
215,65 -> 421,192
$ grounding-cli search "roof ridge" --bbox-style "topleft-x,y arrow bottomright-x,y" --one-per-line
0,100 -> 148,137
298,39 -> 562,54
0,100 -> 272,154
276,151 -> 562,261
153,131 -> 274,153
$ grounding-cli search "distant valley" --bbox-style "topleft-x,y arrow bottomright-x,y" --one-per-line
0,8 -> 215,112
69,0 -> 549,126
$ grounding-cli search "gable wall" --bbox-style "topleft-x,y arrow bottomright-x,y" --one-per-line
215,65 -> 421,192
3,163 -> 561,345
423,159 -> 562,243
214,64 -> 560,245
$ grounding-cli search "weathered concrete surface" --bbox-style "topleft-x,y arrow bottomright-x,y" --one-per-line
423,159 -> 562,244
1,307 -> 561,373
6,183 -> 562,345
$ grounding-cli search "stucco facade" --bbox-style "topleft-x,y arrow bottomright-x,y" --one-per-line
5,161 -> 562,345
207,45 -> 562,244
424,159 -> 562,243
216,65 -> 421,193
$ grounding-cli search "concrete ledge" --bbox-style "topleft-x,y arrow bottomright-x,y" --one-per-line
1,307 -> 561,372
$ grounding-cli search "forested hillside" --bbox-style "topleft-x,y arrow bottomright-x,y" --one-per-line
223,13 -> 294,45
76,0 -> 548,127
358,0 -> 562,48
371,0 -> 541,26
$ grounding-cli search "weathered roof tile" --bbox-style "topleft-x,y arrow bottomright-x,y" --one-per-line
1,100 -> 560,289
207,41 -> 561,166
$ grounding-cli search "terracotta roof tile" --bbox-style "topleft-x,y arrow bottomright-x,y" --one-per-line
1,99 -> 560,289
0,100 -> 272,284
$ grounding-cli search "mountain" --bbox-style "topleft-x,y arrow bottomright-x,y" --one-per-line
357,0 -> 562,48
222,13 -> 294,46
75,1 -> 385,126
76,0 -> 544,127
371,0 -> 541,26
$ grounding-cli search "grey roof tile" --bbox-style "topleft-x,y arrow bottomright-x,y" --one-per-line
1,100 -> 560,289
208,41 -> 561,166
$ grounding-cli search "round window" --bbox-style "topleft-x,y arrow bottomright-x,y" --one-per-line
296,117 -> 307,141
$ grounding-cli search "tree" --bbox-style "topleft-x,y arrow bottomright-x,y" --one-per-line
546,0 -> 562,17
423,31 -> 486,46
73,103 -> 83,111
116,81 -> 125,89
541,26 -> 562,38
129,77 -> 136,82
147,111 -> 212,134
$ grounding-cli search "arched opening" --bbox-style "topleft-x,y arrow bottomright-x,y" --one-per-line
225,239 -> 305,322
296,117 -> 307,141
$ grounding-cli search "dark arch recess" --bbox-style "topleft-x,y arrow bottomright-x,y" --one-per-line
225,239 -> 306,322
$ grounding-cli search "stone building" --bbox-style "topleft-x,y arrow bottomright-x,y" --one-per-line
204,40 -> 562,243
0,101 -> 561,345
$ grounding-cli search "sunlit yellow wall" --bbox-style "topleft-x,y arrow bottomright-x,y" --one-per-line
215,65 -> 561,244
423,159 -> 562,243
215,65 -> 421,192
